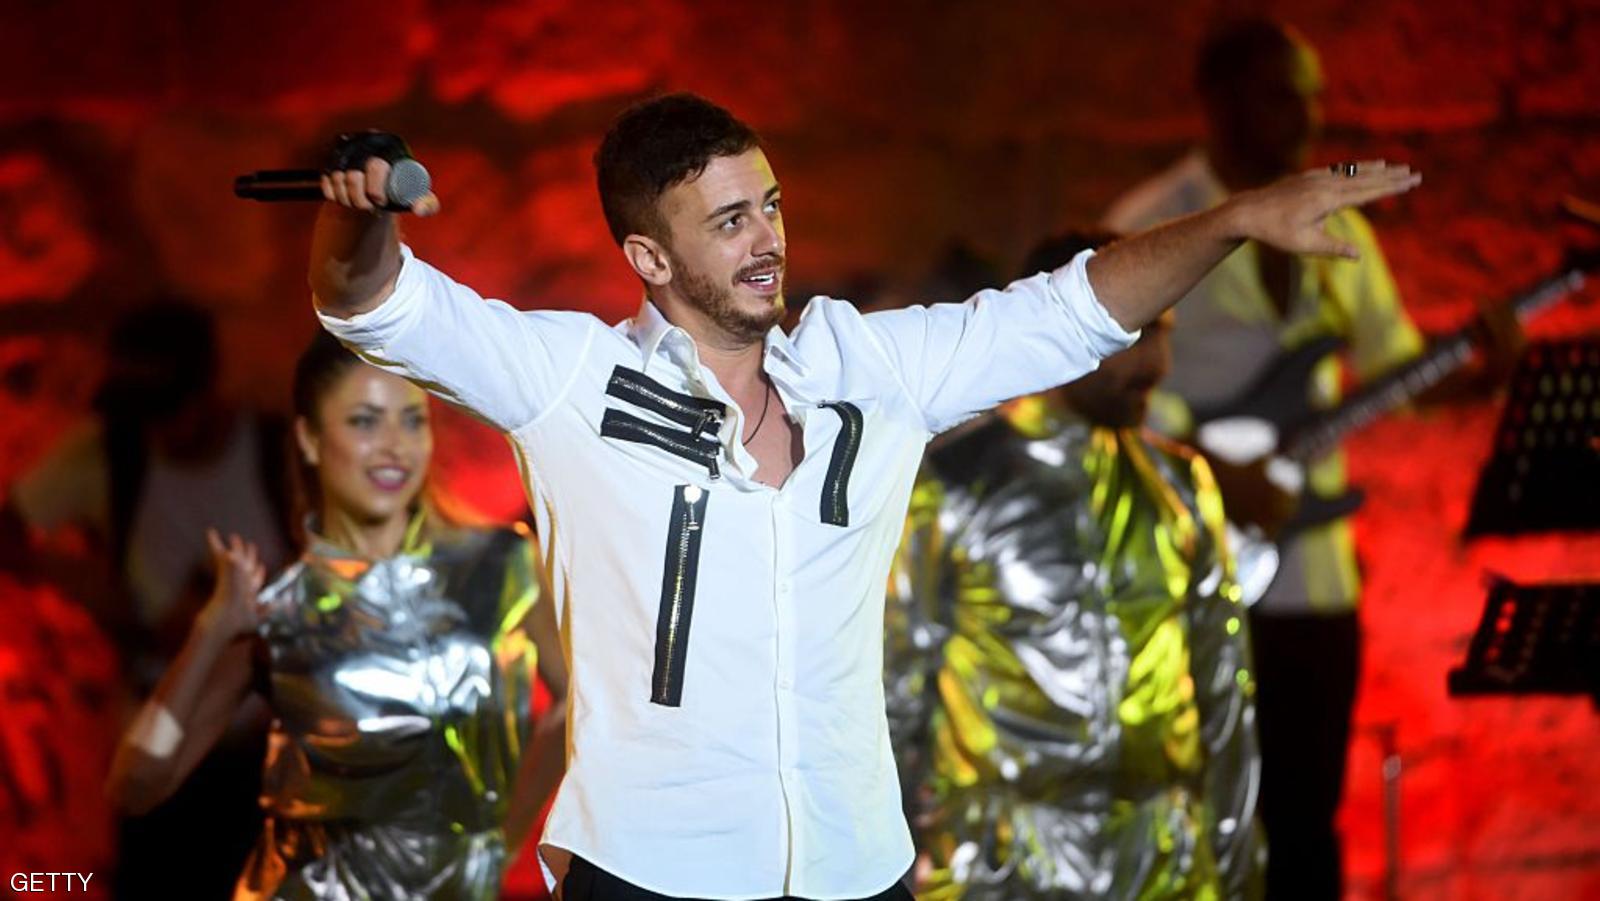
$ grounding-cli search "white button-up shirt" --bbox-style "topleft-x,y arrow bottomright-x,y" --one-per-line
319,244 -> 1136,900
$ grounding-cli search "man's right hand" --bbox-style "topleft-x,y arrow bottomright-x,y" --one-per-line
321,154 -> 440,217
310,133 -> 422,317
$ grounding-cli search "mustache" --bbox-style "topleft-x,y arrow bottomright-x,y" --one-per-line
734,255 -> 786,282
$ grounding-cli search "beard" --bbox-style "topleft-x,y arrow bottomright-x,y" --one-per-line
670,251 -> 786,343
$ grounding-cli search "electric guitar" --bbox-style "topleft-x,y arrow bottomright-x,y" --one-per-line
1191,249 -> 1594,540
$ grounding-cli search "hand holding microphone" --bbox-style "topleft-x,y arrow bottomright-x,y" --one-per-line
234,130 -> 439,216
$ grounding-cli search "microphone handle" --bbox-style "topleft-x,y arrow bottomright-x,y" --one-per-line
242,168 -> 324,184
234,169 -> 325,202
233,158 -> 429,211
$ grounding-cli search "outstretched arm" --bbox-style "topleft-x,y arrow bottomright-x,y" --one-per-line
307,138 -> 594,433
861,162 -> 1420,435
105,531 -> 265,815
1087,160 -> 1422,331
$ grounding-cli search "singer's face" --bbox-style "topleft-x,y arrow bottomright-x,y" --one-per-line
299,364 -> 433,529
656,148 -> 787,343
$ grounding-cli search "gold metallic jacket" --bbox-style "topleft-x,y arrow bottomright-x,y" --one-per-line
886,399 -> 1264,900
236,514 -> 540,900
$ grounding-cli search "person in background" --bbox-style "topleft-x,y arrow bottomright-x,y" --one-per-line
107,332 -> 567,899
2,300 -> 293,898
1103,19 -> 1519,898
886,231 -> 1263,900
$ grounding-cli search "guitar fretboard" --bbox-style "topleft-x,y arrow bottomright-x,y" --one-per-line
1286,268 -> 1587,461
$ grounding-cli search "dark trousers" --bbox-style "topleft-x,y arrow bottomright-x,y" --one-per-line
1248,608 -> 1361,901
562,857 -> 915,901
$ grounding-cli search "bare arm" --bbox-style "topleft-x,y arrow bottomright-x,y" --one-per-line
503,588 -> 569,858
1087,161 -> 1422,331
309,157 -> 439,319
105,532 -> 266,815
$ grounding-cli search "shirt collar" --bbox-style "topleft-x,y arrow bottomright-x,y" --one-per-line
628,298 -> 682,369
627,297 -> 810,379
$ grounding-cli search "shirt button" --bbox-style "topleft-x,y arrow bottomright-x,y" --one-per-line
779,676 -> 793,690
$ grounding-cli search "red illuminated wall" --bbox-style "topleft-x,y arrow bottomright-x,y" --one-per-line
1,1 -> 1596,898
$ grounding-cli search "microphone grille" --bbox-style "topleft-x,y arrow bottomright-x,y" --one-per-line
386,158 -> 432,209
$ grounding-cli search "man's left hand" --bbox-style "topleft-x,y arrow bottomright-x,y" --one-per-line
1227,160 -> 1422,260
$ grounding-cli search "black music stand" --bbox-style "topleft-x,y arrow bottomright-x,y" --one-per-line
1448,577 -> 1600,705
1464,339 -> 1600,536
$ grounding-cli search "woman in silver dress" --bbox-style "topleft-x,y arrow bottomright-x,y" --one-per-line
108,332 -> 567,899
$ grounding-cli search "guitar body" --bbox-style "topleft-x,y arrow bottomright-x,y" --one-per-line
1188,258 -> 1588,549
1189,333 -> 1366,541
1178,254 -> 1588,601
1190,333 -> 1344,437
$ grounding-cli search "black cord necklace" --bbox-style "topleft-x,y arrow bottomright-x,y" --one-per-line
742,384 -> 774,445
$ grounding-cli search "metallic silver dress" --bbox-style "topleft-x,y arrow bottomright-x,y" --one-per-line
235,514 -> 541,900
886,398 -> 1264,900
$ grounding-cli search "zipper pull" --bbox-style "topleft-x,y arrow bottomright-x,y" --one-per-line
693,409 -> 723,480
691,409 -> 720,442
684,485 -> 703,530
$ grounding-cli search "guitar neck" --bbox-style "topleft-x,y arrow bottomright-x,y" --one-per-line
1286,268 -> 1586,461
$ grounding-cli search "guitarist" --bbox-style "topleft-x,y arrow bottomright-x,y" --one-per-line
1104,18 -> 1520,901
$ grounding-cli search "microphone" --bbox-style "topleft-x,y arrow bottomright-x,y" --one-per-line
233,131 -> 431,211
234,158 -> 431,210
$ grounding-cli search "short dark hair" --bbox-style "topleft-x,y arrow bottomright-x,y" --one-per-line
1195,17 -> 1298,100
594,93 -> 760,246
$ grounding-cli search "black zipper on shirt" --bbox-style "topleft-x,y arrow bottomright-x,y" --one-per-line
819,401 -> 864,527
606,366 -> 728,431
652,484 -> 708,707
601,408 -> 722,480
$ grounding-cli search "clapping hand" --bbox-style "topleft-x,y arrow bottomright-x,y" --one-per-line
195,529 -> 267,640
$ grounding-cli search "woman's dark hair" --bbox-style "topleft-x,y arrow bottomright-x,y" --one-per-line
289,331 -> 366,526
293,331 -> 365,428
594,92 -> 760,246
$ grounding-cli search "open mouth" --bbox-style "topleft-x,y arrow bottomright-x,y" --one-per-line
367,465 -> 412,491
736,265 -> 784,296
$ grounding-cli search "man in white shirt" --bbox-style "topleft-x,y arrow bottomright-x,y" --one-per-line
309,93 -> 1418,900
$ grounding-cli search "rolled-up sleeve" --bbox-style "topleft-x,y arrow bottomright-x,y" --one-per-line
862,249 -> 1138,434
317,245 -> 594,432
